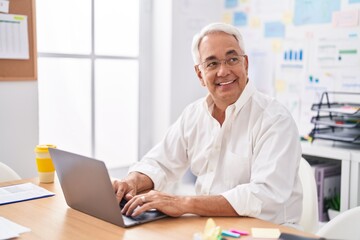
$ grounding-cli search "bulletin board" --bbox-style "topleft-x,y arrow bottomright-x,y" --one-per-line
0,0 -> 37,81
220,0 -> 360,136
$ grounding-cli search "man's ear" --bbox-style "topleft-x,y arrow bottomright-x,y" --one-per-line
194,65 -> 206,87
244,55 -> 249,76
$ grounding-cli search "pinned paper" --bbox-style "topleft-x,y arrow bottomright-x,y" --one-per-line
225,0 -> 237,8
264,21 -> 285,38
233,12 -> 248,26
0,14 -> 30,59
0,0 -> 9,13
251,228 -> 281,238
332,9 -> 359,28
293,0 -> 341,25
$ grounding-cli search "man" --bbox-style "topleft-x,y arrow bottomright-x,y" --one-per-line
113,22 -> 302,226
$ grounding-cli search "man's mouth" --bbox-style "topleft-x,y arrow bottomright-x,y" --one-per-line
216,80 -> 236,86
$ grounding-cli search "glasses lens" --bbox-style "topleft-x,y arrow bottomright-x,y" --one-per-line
201,55 -> 244,72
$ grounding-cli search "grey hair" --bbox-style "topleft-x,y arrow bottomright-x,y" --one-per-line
191,22 -> 245,65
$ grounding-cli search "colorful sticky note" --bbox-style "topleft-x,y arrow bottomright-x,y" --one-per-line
251,228 -> 281,238
225,0 -> 238,8
222,13 -> 233,24
233,12 -> 248,26
293,0 -> 341,25
264,21 -> 285,38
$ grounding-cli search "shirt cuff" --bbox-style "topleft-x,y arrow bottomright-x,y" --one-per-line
221,185 -> 262,217
128,162 -> 167,191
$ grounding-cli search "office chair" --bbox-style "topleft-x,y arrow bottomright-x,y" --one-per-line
298,157 -> 319,233
0,162 -> 21,182
316,206 -> 360,240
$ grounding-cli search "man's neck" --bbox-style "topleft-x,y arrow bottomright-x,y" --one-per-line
212,104 -> 226,126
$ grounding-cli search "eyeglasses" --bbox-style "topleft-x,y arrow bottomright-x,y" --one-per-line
199,54 -> 246,73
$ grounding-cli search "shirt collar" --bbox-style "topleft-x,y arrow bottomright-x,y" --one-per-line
203,81 -> 257,115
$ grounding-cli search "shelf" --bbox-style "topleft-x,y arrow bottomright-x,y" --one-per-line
311,115 -> 360,128
311,128 -> 360,144
311,103 -> 360,116
309,92 -> 360,145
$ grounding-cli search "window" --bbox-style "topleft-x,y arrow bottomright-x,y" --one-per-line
37,0 -> 141,168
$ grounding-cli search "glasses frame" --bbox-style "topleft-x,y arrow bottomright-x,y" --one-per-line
197,54 -> 247,73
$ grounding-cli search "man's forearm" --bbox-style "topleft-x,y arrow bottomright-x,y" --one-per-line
126,171 -> 154,193
183,195 -> 238,216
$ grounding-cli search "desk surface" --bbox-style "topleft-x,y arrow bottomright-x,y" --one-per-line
0,179 -> 318,240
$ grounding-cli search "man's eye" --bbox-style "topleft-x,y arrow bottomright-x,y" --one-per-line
207,61 -> 219,68
228,57 -> 239,63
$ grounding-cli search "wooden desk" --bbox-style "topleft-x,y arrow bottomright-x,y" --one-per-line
0,179 -> 318,240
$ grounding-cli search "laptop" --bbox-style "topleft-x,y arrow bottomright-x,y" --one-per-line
49,148 -> 167,227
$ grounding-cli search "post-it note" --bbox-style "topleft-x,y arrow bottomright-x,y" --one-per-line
251,228 -> 281,238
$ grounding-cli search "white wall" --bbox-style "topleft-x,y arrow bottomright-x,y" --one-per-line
150,0 -> 221,146
170,0 -> 221,123
0,81 -> 39,178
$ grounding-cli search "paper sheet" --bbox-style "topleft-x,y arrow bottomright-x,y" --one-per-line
0,182 -> 55,205
0,0 -> 9,13
0,217 -> 30,239
0,13 -> 29,59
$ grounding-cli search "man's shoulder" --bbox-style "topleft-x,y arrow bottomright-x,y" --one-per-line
250,91 -> 291,119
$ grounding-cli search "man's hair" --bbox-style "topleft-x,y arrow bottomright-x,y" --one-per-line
191,22 -> 245,65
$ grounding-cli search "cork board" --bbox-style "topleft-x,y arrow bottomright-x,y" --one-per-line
0,0 -> 37,81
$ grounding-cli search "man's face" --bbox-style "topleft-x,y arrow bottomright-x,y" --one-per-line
195,32 -> 248,107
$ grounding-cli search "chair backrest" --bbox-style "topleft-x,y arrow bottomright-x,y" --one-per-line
298,157 -> 319,233
0,162 -> 21,182
316,206 -> 360,240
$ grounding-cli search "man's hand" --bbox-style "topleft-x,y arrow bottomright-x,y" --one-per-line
112,179 -> 137,203
121,190 -> 186,217
121,191 -> 238,218
112,171 -> 155,203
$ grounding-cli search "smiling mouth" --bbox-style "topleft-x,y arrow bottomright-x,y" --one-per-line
217,80 -> 236,86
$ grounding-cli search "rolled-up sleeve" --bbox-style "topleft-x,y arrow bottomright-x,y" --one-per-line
129,114 -> 189,191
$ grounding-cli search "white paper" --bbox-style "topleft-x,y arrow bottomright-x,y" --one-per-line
0,182 -> 55,205
0,0 -> 9,13
0,217 -> 30,239
0,13 -> 29,59
315,38 -> 360,68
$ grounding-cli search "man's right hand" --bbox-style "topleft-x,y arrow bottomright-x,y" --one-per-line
112,172 -> 154,203
112,179 -> 137,203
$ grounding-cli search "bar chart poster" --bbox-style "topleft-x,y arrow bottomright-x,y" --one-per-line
316,37 -> 360,68
280,40 -> 307,70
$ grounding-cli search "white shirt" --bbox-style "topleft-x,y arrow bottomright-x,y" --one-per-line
129,81 -> 303,225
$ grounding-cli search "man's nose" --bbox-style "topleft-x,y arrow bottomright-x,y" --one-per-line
216,61 -> 231,76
